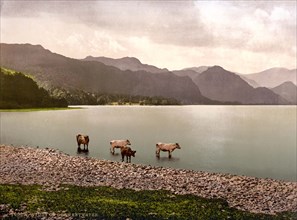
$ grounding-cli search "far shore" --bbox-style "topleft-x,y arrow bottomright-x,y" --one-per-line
0,144 -> 296,216
0,107 -> 81,112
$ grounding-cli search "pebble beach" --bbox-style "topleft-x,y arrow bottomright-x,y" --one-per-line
0,145 -> 296,215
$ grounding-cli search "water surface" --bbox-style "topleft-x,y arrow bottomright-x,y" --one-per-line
1,106 -> 296,181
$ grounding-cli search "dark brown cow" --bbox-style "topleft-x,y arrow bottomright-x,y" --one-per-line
121,146 -> 136,163
76,134 -> 89,150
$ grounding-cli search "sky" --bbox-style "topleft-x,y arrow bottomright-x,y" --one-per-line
0,0 -> 296,74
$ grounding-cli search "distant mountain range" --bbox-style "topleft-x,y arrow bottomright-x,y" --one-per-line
173,66 -> 209,80
243,68 -> 297,88
83,56 -> 168,73
193,66 -> 288,104
0,43 -> 296,105
0,43 -> 208,104
271,81 -> 297,104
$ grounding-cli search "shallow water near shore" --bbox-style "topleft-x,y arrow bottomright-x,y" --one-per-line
1,105 -> 296,181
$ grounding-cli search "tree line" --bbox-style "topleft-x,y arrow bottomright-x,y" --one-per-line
49,88 -> 181,106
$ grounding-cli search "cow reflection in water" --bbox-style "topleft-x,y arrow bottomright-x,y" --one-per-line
77,147 -> 89,155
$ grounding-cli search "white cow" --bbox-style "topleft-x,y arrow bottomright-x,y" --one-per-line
110,139 -> 131,154
156,142 -> 181,158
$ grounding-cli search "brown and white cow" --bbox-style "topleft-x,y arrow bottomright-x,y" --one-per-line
156,142 -> 181,158
110,139 -> 131,154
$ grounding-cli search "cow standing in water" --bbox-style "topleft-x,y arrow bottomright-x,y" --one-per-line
156,143 -> 181,158
121,146 -> 136,163
110,139 -> 131,154
76,134 -> 89,151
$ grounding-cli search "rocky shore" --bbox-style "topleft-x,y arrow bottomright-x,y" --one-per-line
0,145 -> 296,215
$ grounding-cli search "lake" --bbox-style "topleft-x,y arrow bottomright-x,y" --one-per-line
1,106 -> 296,181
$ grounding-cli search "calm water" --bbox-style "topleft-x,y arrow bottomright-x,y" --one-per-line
1,106 -> 296,181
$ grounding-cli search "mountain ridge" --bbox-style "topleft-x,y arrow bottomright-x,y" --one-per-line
271,81 -> 297,104
82,55 -> 169,73
193,66 -> 289,104
1,43 -> 295,105
0,43 -> 208,104
243,67 -> 296,88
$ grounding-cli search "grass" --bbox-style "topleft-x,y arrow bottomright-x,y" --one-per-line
0,107 -> 81,112
0,184 -> 296,219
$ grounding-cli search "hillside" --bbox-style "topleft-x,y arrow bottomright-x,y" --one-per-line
239,75 -> 260,88
244,68 -> 296,88
83,56 -> 168,73
173,66 -> 209,80
272,82 -> 297,104
0,43 -> 207,104
193,66 -> 289,104
0,67 -> 67,108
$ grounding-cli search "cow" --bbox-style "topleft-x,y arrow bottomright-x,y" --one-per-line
121,146 -> 136,163
76,134 -> 89,151
156,142 -> 181,158
110,139 -> 131,154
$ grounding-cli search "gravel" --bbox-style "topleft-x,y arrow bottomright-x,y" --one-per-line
0,145 -> 296,215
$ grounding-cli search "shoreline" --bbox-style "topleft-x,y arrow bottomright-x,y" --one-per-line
0,145 -> 296,215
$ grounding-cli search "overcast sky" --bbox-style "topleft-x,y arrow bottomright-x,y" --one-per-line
0,0 -> 296,73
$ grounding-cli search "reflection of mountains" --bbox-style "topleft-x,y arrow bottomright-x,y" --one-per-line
1,43 -> 296,105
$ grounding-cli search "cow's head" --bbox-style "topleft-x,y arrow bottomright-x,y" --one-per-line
131,150 -> 136,157
175,143 -> 181,149
126,139 -> 131,145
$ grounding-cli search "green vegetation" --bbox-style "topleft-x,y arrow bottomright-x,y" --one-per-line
49,88 -> 181,105
0,184 -> 295,219
0,107 -> 78,112
0,68 -> 68,109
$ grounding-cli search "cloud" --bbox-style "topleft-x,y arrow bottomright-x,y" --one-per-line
1,0 -> 296,73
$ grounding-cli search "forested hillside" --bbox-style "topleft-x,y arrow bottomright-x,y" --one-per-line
49,88 -> 181,105
0,68 -> 67,108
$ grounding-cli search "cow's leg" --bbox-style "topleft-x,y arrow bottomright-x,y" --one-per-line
111,146 -> 115,155
168,151 -> 172,158
121,154 -> 124,162
156,148 -> 160,158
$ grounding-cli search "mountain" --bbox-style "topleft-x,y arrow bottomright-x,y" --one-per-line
173,66 -> 209,80
0,43 -> 206,104
193,66 -> 289,104
82,56 -> 168,73
0,67 -> 67,108
244,68 -> 296,88
239,75 -> 260,88
184,66 -> 209,74
271,81 -> 297,104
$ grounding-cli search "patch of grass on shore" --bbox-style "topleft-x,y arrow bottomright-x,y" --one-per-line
0,184 -> 296,219
0,107 -> 80,112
